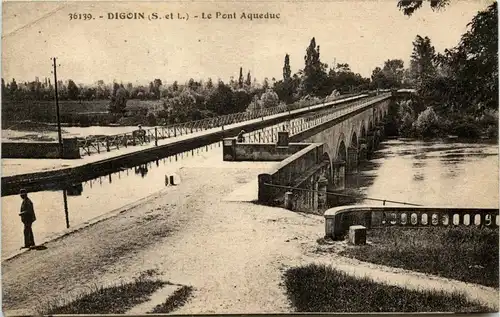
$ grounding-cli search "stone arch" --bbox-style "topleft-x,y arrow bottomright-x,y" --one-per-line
321,152 -> 333,183
332,138 -> 347,191
360,122 -> 367,139
337,139 -> 347,163
350,131 -> 358,150
374,110 -> 379,125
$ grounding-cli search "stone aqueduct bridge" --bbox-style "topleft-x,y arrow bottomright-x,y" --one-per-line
3,92 -> 391,197
223,93 -> 392,212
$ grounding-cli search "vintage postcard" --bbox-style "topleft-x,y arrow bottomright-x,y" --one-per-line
1,0 -> 498,315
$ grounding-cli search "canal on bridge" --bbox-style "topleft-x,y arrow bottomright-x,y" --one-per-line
3,102 -> 351,258
1,141 -> 228,259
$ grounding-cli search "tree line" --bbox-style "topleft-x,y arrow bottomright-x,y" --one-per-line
4,0 -> 495,134
2,36 -> 410,127
391,1 -> 498,139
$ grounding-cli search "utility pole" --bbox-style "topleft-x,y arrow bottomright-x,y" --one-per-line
53,57 -> 63,158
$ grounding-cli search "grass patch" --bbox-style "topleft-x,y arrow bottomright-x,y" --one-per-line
149,286 -> 194,313
43,275 -> 166,314
284,264 -> 492,312
340,226 -> 499,288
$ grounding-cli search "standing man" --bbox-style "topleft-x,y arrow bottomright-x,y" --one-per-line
237,130 -> 246,143
19,189 -> 36,249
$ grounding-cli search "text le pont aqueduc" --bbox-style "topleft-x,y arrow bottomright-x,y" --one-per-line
69,12 -> 281,21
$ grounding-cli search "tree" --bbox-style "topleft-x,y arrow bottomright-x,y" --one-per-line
260,89 -> 280,108
232,89 -> 252,113
164,90 -> 198,123
371,67 -> 386,89
452,2 -> 498,111
153,79 -> 162,99
245,71 -> 252,87
67,80 -> 80,100
9,78 -> 18,93
410,35 -> 436,85
335,63 -> 351,73
262,78 -> 269,90
172,81 -> 178,92
382,59 -> 405,87
206,81 -> 234,115
1,78 -> 6,97
238,67 -> 244,89
416,2 -> 497,117
397,0 -> 450,16
188,78 -> 201,91
206,77 -> 214,89
300,37 -> 329,97
283,54 -> 291,82
109,86 -> 128,114
397,100 -> 416,136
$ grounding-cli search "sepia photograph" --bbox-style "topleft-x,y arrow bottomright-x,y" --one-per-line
1,0 -> 499,315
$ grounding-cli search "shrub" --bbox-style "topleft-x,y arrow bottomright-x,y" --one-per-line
398,112 -> 414,137
485,125 -> 498,138
146,112 -> 157,126
260,89 -> 280,108
452,122 -> 480,138
413,106 -> 440,137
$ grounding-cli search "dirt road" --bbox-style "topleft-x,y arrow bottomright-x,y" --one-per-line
2,163 -> 324,314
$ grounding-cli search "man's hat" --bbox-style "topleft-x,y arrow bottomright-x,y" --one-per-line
19,189 -> 27,195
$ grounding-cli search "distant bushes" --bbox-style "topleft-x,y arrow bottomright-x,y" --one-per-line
390,98 -> 498,140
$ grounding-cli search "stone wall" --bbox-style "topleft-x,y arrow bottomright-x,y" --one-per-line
222,138 -> 309,161
258,143 -> 324,205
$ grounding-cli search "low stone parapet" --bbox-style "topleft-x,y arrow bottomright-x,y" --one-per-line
222,137 -> 309,161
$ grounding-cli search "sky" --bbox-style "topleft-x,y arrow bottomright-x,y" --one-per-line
1,0 -> 494,86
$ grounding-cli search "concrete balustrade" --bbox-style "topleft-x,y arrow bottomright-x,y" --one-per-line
324,205 -> 500,240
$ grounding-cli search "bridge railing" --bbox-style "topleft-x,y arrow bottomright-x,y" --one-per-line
324,205 -> 500,239
77,92 -> 371,156
243,93 -> 391,144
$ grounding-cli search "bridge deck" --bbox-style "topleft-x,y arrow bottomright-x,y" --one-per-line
2,94 -> 388,180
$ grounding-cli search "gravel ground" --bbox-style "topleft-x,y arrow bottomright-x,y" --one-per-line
2,163 -> 498,314
2,163 -> 324,314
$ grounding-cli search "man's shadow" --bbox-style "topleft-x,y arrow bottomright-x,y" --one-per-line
29,245 -> 48,251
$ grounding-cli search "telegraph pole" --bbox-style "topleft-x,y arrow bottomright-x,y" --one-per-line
53,57 -> 63,158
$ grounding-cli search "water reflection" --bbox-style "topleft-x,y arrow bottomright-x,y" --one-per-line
2,141 -> 223,258
134,164 -> 149,177
343,139 -> 498,208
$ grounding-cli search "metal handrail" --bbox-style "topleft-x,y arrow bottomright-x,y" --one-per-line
243,94 -> 391,144
77,92 -> 380,156
262,182 -> 422,207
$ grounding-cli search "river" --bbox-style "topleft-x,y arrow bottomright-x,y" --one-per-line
354,139 -> 499,208
1,138 -> 498,259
